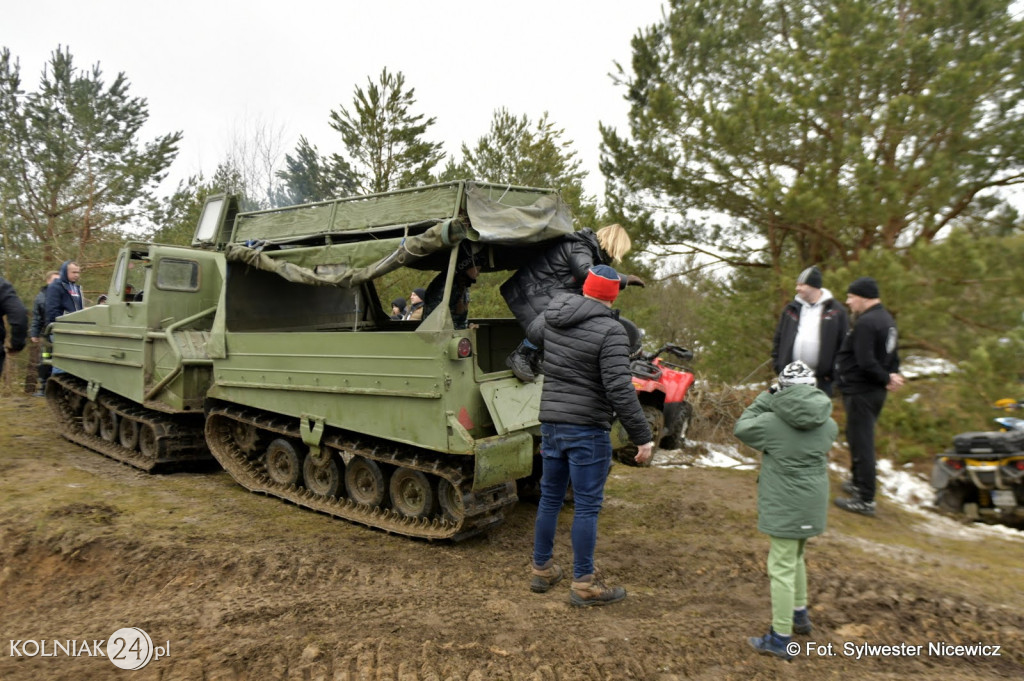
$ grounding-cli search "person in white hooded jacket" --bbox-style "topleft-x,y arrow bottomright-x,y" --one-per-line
771,266 -> 849,397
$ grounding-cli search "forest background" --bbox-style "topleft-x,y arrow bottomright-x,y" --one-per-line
2,0 -> 1023,461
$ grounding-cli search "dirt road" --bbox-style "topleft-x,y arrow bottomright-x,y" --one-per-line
1,395 -> 1022,680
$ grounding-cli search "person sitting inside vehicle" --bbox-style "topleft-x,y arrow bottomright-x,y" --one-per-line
390,297 -> 407,320
404,288 -> 425,320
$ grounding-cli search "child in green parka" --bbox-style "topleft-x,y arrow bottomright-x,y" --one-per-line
734,360 -> 838,661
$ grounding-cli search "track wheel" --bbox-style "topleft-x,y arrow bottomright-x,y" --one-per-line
231,420 -> 265,459
303,453 -> 342,497
265,438 -> 304,487
98,405 -> 119,442
81,402 -> 101,435
345,456 -> 386,507
437,479 -> 465,523
389,469 -> 437,519
119,417 -> 141,450
139,424 -> 159,459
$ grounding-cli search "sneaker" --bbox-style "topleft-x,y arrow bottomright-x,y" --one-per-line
569,573 -> 626,607
530,561 -> 564,593
834,496 -> 876,516
792,609 -> 812,635
748,628 -> 793,660
840,480 -> 858,496
506,347 -> 536,383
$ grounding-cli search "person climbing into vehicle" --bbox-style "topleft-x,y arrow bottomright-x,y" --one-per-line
733,360 -> 837,661
501,223 -> 645,382
527,265 -> 654,607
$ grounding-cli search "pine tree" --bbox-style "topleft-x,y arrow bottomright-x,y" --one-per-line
0,46 -> 181,265
328,68 -> 444,194
458,108 -> 596,226
600,0 -> 1024,270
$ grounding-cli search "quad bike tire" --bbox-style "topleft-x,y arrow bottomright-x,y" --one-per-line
660,402 -> 693,450
614,405 -> 664,467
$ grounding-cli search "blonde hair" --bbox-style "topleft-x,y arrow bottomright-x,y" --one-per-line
596,224 -> 632,263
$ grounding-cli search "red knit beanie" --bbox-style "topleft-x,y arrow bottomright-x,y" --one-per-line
582,265 -> 621,302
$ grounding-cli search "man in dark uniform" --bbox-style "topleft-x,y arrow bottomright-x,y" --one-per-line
833,277 -> 904,517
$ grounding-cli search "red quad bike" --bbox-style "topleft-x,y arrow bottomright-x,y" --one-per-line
612,344 -> 697,466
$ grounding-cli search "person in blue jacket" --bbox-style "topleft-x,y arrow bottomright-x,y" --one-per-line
734,360 -> 838,660
45,261 -> 84,327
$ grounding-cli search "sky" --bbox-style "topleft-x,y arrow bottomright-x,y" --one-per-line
4,0 -> 668,206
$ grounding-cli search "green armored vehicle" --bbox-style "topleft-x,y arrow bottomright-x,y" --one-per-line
47,181 -> 574,539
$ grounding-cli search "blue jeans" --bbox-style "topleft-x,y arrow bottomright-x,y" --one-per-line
532,423 -> 613,579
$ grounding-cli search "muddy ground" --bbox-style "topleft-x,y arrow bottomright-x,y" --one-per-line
1,394 -> 1023,680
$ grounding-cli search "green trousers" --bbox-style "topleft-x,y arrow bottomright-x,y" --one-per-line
767,536 -> 808,636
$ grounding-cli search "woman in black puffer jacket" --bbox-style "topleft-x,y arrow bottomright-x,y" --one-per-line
500,224 -> 644,382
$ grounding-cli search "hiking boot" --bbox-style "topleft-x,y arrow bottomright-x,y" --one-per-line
840,479 -> 858,496
530,561 -> 564,593
529,348 -> 544,377
569,573 -> 626,607
792,609 -> 812,635
834,496 -> 876,517
506,345 -> 536,383
748,628 -> 793,660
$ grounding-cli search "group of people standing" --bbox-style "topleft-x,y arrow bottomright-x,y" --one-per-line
0,261 -> 84,390
738,266 -> 903,659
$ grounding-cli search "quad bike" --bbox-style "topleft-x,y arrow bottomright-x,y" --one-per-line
931,399 -> 1024,523
612,343 -> 696,466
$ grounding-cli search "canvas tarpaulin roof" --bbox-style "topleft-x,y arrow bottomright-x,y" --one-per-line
223,183 -> 575,288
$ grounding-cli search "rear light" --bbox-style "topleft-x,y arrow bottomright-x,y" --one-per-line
1014,461 -> 1024,471
447,337 -> 472,359
945,458 -> 964,470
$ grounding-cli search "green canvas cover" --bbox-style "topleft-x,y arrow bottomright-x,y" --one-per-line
223,182 -> 574,288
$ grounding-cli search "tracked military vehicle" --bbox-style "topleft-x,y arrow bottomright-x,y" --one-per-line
47,181 -> 574,540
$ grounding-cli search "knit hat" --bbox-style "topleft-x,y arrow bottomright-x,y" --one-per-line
796,266 -> 823,289
847,277 -> 880,299
582,265 -> 621,303
778,360 -> 817,387
411,288 -> 426,301
391,297 -> 406,310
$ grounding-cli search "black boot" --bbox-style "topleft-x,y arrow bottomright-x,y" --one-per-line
506,342 -> 536,382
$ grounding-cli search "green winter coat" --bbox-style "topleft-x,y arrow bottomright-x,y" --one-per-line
733,384 -> 837,539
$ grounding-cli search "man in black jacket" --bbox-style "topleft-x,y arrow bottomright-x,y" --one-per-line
29,271 -> 60,395
833,277 -> 904,517
771,266 -> 848,396
0,276 -> 28,380
526,265 -> 653,607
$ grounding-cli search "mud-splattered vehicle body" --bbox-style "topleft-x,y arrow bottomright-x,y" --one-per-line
47,181 -> 577,540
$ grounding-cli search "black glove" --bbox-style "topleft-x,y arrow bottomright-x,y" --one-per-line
625,274 -> 646,288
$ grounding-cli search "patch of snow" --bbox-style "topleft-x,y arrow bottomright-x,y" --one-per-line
900,355 -> 957,379
661,441 -> 1024,542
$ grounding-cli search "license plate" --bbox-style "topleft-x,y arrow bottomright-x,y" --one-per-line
991,490 -> 1017,508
